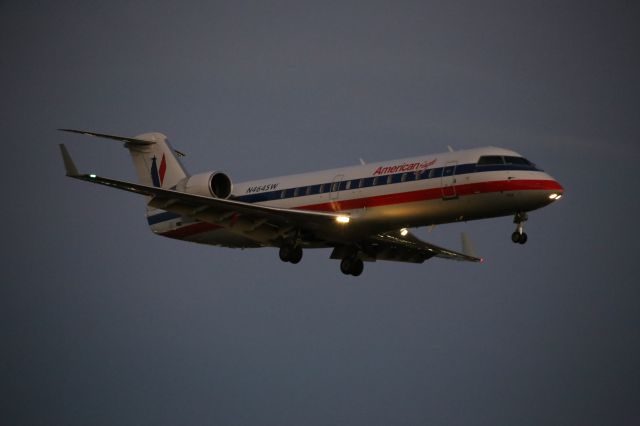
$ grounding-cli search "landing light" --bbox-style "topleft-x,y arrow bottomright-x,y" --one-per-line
336,215 -> 350,224
549,193 -> 558,200
400,228 -> 409,236
89,174 -> 97,179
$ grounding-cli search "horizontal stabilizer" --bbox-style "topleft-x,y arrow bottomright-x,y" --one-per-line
58,129 -> 156,146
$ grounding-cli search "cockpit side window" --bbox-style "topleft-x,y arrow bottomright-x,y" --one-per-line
504,156 -> 533,166
477,155 -> 504,165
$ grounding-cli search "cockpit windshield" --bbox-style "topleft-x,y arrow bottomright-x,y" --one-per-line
477,155 -> 535,167
477,155 -> 504,165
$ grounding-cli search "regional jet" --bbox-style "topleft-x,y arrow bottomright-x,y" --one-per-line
59,129 -> 564,276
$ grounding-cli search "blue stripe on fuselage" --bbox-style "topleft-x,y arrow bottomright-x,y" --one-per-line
147,211 -> 181,225
233,162 -> 539,204
146,162 -> 540,225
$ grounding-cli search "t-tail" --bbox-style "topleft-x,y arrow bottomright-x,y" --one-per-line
58,129 -> 189,189
58,129 -> 189,227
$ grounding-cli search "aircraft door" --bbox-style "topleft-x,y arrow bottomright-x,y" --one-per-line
441,161 -> 458,199
330,174 -> 343,201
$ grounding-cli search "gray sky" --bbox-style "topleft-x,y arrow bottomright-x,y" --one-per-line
2,1 -> 639,425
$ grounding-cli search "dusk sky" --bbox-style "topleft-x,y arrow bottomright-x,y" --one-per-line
2,1 -> 639,425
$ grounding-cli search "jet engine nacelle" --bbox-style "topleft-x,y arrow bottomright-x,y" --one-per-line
177,171 -> 233,199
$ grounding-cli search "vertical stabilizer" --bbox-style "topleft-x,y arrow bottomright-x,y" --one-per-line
58,129 -> 189,188
58,129 -> 190,223
126,132 -> 188,188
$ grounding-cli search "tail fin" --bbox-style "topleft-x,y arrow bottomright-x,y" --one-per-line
58,129 -> 189,188
127,132 -> 188,188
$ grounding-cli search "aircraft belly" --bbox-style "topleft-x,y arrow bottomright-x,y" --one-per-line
150,220 -> 263,248
173,227 -> 262,248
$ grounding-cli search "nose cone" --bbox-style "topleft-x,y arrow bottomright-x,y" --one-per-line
545,175 -> 564,202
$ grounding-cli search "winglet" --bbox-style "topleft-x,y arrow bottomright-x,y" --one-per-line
59,144 -> 79,176
461,232 -> 481,261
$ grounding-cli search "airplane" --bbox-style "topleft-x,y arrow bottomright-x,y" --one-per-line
59,129 -> 564,276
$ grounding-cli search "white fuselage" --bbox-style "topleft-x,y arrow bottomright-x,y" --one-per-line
148,146 -> 563,247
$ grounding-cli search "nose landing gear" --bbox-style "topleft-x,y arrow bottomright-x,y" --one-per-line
511,212 -> 528,244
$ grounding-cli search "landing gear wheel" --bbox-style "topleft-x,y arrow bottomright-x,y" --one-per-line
518,232 -> 528,245
512,231 -> 528,244
340,258 -> 353,275
279,245 -> 303,263
340,258 -> 364,276
350,259 -> 364,276
512,212 -> 529,245
279,245 -> 292,262
289,246 -> 303,264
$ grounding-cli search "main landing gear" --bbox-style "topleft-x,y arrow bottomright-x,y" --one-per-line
279,243 -> 303,264
511,212 -> 528,244
340,257 -> 364,276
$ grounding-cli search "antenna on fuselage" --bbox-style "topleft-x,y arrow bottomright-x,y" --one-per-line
359,158 -> 366,165
447,145 -> 454,152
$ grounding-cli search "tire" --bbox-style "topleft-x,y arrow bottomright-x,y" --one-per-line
340,258 -> 353,275
511,232 -> 521,243
289,246 -> 303,264
350,259 -> 364,276
279,246 -> 292,262
518,232 -> 528,244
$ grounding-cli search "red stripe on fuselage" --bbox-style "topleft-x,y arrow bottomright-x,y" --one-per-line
158,178 -> 562,239
296,179 -> 563,212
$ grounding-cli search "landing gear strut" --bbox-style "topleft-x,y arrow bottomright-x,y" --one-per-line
340,257 -> 364,276
279,244 -> 303,264
511,212 -> 528,244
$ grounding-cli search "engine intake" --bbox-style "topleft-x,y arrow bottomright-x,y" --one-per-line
179,171 -> 233,199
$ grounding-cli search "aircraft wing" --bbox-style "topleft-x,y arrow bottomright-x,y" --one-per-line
59,144 -> 353,244
367,230 -> 482,263
329,229 -> 482,264
60,144 -> 482,262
